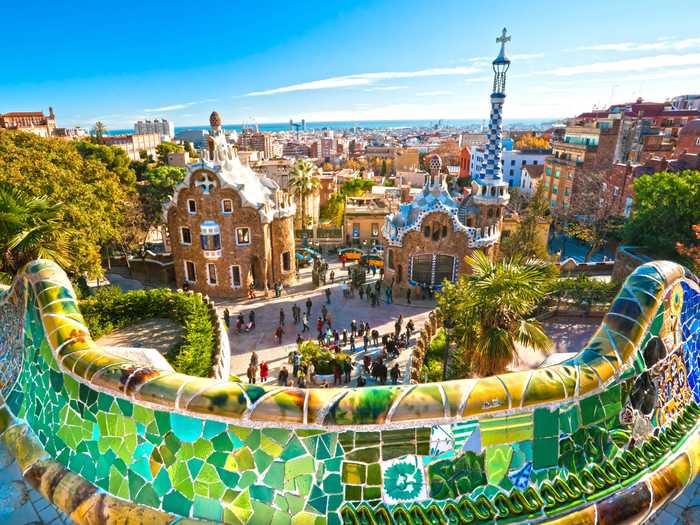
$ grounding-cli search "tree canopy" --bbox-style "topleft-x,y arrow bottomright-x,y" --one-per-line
514,133 -> 550,152
0,130 -> 139,277
155,141 -> 183,164
623,170 -> 700,264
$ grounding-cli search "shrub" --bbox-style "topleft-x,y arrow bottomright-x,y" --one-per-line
80,286 -> 216,377
293,340 -> 350,375
551,275 -> 619,308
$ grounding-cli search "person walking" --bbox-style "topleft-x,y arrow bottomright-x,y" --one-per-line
316,317 -> 324,334
249,310 -> 256,330
279,308 -> 285,326
358,286 -> 364,300
390,363 -> 400,384
321,304 -> 328,321
342,329 -> 348,347
371,329 -> 379,347
247,364 -> 257,383
325,287 -> 331,304
223,309 -> 231,331
292,351 -> 301,377
305,298 -> 312,317
302,313 -> 310,332
296,334 -> 303,346
248,283 -> 255,299
292,304 -> 299,324
406,288 -> 412,304
259,361 -> 269,383
278,366 -> 289,386
250,351 -> 259,370
330,270 -> 335,283
349,333 -> 356,352
350,320 -> 357,337
343,359 -> 352,383
363,332 -> 369,352
333,362 -> 342,385
275,325 -> 284,344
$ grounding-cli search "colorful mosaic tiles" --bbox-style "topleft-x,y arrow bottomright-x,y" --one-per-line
0,259 -> 699,525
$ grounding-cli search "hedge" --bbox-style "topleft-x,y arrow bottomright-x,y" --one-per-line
80,286 -> 215,377
293,340 -> 350,375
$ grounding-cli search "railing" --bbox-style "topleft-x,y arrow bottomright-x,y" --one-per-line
0,259 -> 698,525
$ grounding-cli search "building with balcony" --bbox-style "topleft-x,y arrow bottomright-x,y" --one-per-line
102,132 -> 162,161
0,108 -> 56,137
135,118 -> 174,140
165,111 -> 296,297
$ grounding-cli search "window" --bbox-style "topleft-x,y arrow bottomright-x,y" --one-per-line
200,222 -> 221,251
624,197 -> 633,217
187,199 -> 197,214
510,159 -> 515,166
441,225 -> 448,238
207,263 -> 217,285
554,169 -> 560,179
352,223 -> 360,239
282,251 -> 291,272
545,167 -> 552,176
236,227 -> 251,245
184,261 -> 196,282
564,187 -> 570,196
410,254 -> 455,286
434,255 -> 455,285
221,199 -> 233,214
180,227 -> 192,245
388,249 -> 395,270
230,265 -> 242,287
552,185 -> 558,194
533,160 -> 538,165
544,181 -> 550,189
371,223 -> 379,237
423,226 -> 430,238
509,169 -> 514,176
568,172 -> 575,180
521,159 -> 526,166
410,255 -> 433,285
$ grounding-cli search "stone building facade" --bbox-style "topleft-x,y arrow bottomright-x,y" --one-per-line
165,112 -> 296,298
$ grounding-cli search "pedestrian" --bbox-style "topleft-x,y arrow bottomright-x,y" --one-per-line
302,313 -> 310,332
340,255 -> 346,268
321,304 -> 328,321
278,366 -> 289,386
350,333 -> 356,352
316,317 -> 324,334
306,362 -> 315,385
406,288 -> 411,304
342,329 -> 348,347
296,334 -> 303,346
343,359 -> 352,383
390,363 -> 400,384
350,320 -> 357,337
357,374 -> 366,387
247,363 -> 257,384
358,286 -> 364,300
371,329 -> 379,347
223,309 -> 231,330
248,283 -> 256,299
330,270 -> 335,283
292,351 -> 301,377
363,333 -> 369,352
259,361 -> 269,383
279,308 -> 285,326
249,310 -> 255,330
375,280 -> 381,293
379,360 -> 388,385
292,304 -> 299,324
363,354 -> 371,371
325,287 -> 331,304
333,330 -> 339,345
305,298 -> 312,317
250,351 -> 259,369
275,325 -> 284,344
371,266 -> 377,277
333,362 -> 342,385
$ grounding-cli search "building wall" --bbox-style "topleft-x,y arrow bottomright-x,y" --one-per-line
344,212 -> 385,244
167,170 -> 295,297
541,160 -> 576,209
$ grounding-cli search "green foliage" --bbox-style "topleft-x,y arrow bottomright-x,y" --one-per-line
319,193 -> 345,227
294,340 -> 349,375
623,170 -> 700,263
550,275 -> 619,308
155,142 -> 183,165
289,159 -> 321,230
340,178 -> 374,197
138,165 -> 186,227
500,184 -> 550,260
75,141 -> 136,186
0,131 -> 140,277
81,286 -> 216,377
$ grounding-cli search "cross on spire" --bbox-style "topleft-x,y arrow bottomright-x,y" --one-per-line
497,27 -> 510,45
195,172 -> 216,194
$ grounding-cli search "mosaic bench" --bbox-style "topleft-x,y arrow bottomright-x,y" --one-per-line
0,259 -> 699,525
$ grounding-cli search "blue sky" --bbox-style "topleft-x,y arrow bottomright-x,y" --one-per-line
3,0 -> 700,128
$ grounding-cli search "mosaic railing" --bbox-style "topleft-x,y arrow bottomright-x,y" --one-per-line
1,259 -> 699,525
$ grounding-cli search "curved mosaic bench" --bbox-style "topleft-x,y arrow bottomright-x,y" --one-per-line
0,259 -> 699,525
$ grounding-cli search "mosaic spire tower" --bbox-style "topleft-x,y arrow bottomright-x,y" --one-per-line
473,28 -> 511,207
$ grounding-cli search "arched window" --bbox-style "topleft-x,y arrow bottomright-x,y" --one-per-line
423,226 -> 431,238
200,221 -> 221,258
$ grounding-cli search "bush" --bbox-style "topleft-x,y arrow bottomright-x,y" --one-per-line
293,340 -> 350,375
80,286 -> 216,377
551,275 -> 619,308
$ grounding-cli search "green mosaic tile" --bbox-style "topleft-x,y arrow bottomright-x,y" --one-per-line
163,489 -> 192,517
153,467 -> 172,496
344,485 -> 362,501
286,493 -> 305,514
249,484 -> 274,503
239,470 -> 258,489
281,436 -> 306,460
295,474 -> 313,496
323,472 -> 342,494
251,500 -> 275,525
285,455 -> 315,479
559,404 -> 581,434
363,486 -> 381,500
580,394 -> 606,425
347,446 -> 380,463
533,436 -> 559,469
341,462 -> 366,484
203,420 -> 227,439
534,406 -> 560,438
253,450 -> 274,472
366,463 -> 381,485
271,510 -> 292,525
230,490 -> 253,524
194,495 -> 223,521
263,460 -> 285,490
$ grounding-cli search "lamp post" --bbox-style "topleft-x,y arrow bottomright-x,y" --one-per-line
442,319 -> 452,380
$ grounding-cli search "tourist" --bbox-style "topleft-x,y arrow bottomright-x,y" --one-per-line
390,363 -> 400,384
321,304 -> 328,321
297,374 -> 306,388
330,270 -> 335,283
306,362 -> 315,385
279,308 -> 285,326
223,309 -> 231,330
292,351 -> 301,377
249,311 -> 255,330
305,298 -> 312,317
378,360 -> 388,385
406,319 -> 415,341
371,329 -> 379,347
333,330 -> 340,345
325,287 -> 332,304
248,284 -> 255,299
182,281 -> 190,292
357,374 -> 366,387
247,364 -> 257,384
326,312 -> 333,329
316,317 -> 324,334
275,325 -> 284,344
292,304 -> 299,324
278,366 -> 289,386
363,354 -> 371,372
385,287 -> 393,304
358,286 -> 364,300
296,334 -> 303,346
340,254 -> 346,268
363,333 -> 369,352
350,320 -> 357,337
342,329 -> 348,347
250,352 -> 259,369
371,266 -> 377,277
302,313 -> 310,332
259,361 -> 269,383
333,362 -> 342,385
343,359 -> 352,383
406,288 -> 412,304
349,333 -> 356,352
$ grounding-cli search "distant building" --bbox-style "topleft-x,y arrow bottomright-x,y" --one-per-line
671,94 -> 700,111
458,146 -> 471,178
135,118 -> 174,140
471,145 -> 548,188
239,130 -> 273,159
174,129 -> 209,149
282,142 -> 310,158
102,132 -> 161,161
396,169 -> 429,188
167,151 -> 190,167
165,111 -> 296,297
520,164 -> 544,195
365,146 -> 397,160
0,108 -> 56,137
344,195 -> 392,245
394,148 -> 420,171
53,127 -> 90,140
675,119 -> 700,156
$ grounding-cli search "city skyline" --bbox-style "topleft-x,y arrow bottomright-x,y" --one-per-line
4,0 -> 700,128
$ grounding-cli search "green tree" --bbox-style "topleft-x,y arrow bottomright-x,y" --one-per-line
340,177 -> 373,197
624,170 -> 700,262
138,165 -> 186,229
0,183 -> 73,282
437,252 -> 553,377
93,121 -> 107,143
319,193 -> 345,227
0,131 -> 139,277
289,159 -> 320,231
156,141 -> 183,165
500,184 -> 550,260
75,140 -> 136,186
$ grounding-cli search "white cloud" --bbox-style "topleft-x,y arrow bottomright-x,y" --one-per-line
416,90 -> 453,96
544,53 -> 700,76
144,98 -> 218,113
363,85 -> 408,92
245,66 -> 480,96
576,37 -> 700,53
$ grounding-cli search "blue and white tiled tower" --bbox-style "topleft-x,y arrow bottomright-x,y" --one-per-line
472,28 -> 511,208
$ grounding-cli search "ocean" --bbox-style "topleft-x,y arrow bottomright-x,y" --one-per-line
106,118 -> 556,136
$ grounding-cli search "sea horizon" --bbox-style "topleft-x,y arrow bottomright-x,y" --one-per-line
106,118 -> 559,136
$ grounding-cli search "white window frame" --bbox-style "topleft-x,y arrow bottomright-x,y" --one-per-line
184,260 -> 196,283
206,263 -> 217,285
180,226 -> 192,245
236,227 -> 251,246
187,199 -> 197,214
221,199 -> 233,215
230,265 -> 242,288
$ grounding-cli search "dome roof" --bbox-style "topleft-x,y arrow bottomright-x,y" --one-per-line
679,119 -> 700,135
210,111 -> 222,127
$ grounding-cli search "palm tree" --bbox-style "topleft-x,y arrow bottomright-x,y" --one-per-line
288,159 -> 320,235
440,251 -> 553,377
0,183 -> 72,282
93,121 -> 107,144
